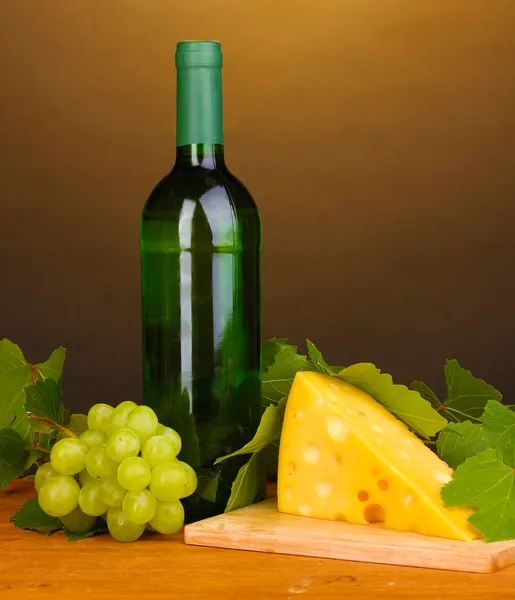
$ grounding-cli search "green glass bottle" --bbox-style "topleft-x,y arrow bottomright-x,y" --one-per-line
140,41 -> 261,522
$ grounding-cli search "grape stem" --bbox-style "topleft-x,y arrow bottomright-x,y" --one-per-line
26,413 -> 77,438
25,446 -> 51,455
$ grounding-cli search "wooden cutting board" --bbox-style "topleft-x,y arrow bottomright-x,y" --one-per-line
184,499 -> 515,573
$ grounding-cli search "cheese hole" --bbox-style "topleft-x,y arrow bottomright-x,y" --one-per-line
402,494 -> 413,506
302,443 -> 320,464
357,490 -> 369,502
358,410 -> 367,417
315,482 -> 333,498
288,461 -> 296,478
364,504 -> 385,524
377,480 -> 389,491
298,503 -> 312,517
327,417 -> 349,442
334,513 -> 347,521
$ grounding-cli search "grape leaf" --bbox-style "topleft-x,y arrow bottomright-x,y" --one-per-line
441,449 -> 515,542
261,340 -> 313,407
65,520 -> 107,542
443,359 -> 502,422
10,497 -> 62,535
337,363 -> 447,439
215,398 -> 287,464
306,339 -> 337,375
224,452 -> 266,512
25,379 -> 65,434
0,428 -> 27,490
409,380 -> 442,409
436,421 -> 486,468
481,400 -> 515,468
0,378 -> 35,455
37,347 -> 66,382
262,338 -> 289,372
0,341 -> 67,470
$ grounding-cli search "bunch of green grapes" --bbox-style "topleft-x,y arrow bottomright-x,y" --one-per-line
35,402 -> 196,542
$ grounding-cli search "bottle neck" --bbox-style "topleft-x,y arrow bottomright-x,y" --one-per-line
175,143 -> 225,170
176,64 -> 223,148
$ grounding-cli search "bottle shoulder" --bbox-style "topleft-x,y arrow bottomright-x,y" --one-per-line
143,166 -> 258,215
141,166 -> 260,250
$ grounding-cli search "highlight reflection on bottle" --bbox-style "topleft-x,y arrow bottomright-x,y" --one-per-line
140,41 -> 261,522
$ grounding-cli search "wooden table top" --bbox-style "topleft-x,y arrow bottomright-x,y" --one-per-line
1,480 -> 514,599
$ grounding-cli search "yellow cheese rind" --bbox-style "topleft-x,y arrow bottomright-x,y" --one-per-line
277,372 -> 479,541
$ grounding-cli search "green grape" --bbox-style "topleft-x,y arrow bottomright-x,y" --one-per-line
87,403 -> 114,432
106,401 -> 137,434
80,429 -> 108,448
79,469 -> 95,487
35,462 -> 59,492
79,481 -> 109,516
101,475 -> 127,508
141,435 -> 178,468
126,406 -> 158,445
60,505 -> 97,533
85,446 -> 118,480
57,414 -> 88,440
156,425 -> 182,456
50,438 -> 89,476
38,475 -> 80,517
149,500 -> 184,534
117,457 -> 151,491
178,461 -> 198,498
122,489 -> 157,525
105,429 -> 140,463
149,461 -> 187,502
106,507 -> 145,543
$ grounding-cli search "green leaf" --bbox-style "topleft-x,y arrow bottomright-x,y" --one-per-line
65,520 -> 107,542
0,340 -> 67,470
443,359 -> 502,421
261,338 -> 289,373
224,452 -> 266,512
306,339 -> 337,375
263,442 -> 280,478
409,380 -> 442,409
0,339 -> 27,374
337,363 -> 447,439
441,449 -> 515,542
261,340 -> 313,407
36,347 -> 66,381
482,400 -> 515,468
197,471 -> 220,504
0,428 -> 27,490
436,421 -> 486,469
215,398 -> 287,464
10,497 -> 62,535
25,379 -> 65,434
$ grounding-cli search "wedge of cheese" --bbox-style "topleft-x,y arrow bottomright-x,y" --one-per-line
277,372 -> 479,541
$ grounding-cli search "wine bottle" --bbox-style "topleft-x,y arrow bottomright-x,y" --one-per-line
140,41 -> 261,521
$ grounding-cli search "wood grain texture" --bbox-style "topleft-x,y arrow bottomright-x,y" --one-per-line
1,480 -> 515,599
185,500 -> 515,574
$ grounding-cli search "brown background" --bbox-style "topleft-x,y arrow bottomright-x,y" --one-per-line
1,0 -> 514,413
